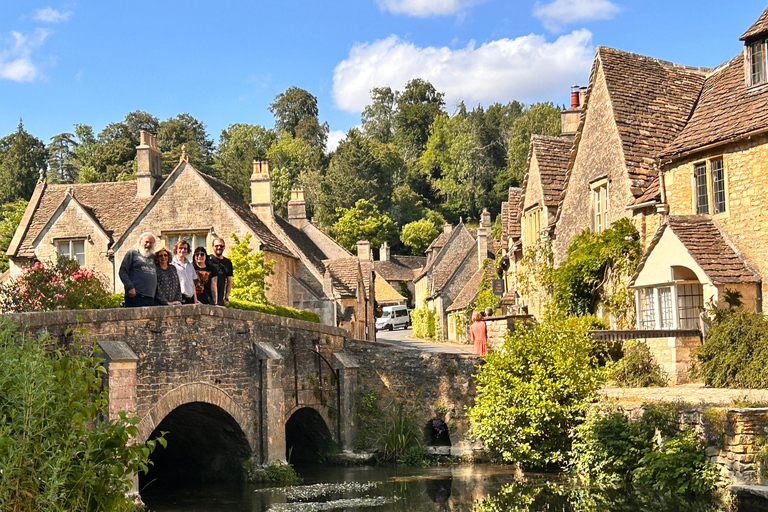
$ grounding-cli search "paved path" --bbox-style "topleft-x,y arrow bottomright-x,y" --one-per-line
601,383 -> 768,406
375,328 -> 475,355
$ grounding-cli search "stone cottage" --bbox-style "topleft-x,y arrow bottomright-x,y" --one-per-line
372,241 -> 425,309
413,210 -> 495,341
7,132 -> 376,339
630,7 -> 768,381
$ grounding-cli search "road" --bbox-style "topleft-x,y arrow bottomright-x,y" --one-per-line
375,326 -> 474,354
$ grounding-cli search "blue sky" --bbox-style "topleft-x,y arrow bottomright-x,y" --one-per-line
1,1 -> 766,152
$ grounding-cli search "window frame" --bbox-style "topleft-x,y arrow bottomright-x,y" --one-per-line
692,157 -> 727,216
748,39 -> 767,87
522,204 -> 543,248
590,178 -> 608,233
163,230 -> 211,263
55,238 -> 86,266
635,282 -> 703,330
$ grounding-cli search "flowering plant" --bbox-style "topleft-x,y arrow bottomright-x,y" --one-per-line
0,257 -> 110,313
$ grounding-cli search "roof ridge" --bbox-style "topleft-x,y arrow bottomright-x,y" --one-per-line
597,45 -> 710,74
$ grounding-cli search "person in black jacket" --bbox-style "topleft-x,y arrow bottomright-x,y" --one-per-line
118,233 -> 157,307
192,247 -> 218,305
154,247 -> 182,305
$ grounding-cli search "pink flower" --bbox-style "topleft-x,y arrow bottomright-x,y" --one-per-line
54,293 -> 64,299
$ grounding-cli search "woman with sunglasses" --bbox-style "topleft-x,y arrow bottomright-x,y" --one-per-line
193,247 -> 219,305
154,247 -> 182,305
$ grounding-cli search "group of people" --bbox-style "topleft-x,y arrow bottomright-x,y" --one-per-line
118,232 -> 234,308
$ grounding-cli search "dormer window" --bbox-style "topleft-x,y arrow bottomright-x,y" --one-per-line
748,39 -> 767,86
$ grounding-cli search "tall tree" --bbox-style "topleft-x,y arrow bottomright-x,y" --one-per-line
123,110 -> 159,140
0,121 -> 47,203
394,78 -> 445,160
362,86 -> 397,144
213,123 -> 276,201
47,132 -> 79,183
269,87 -> 329,150
317,129 -> 393,226
0,199 -> 28,272
266,131 -> 326,217
329,199 -> 398,252
158,113 -> 214,175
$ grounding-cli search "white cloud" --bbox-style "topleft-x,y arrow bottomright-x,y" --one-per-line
376,0 -> 487,17
333,30 -> 594,112
0,29 -> 49,82
326,130 -> 347,153
32,7 -> 72,23
533,0 -> 620,32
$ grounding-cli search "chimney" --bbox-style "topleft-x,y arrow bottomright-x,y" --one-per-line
379,242 -> 390,261
357,240 -> 371,262
250,160 -> 274,222
136,130 -> 162,198
480,208 -> 491,228
443,222 -> 453,235
561,84 -> 583,136
287,188 -> 307,228
477,227 -> 488,270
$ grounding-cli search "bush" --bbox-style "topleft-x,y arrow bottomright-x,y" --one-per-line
0,257 -> 111,313
570,404 -> 722,497
609,339 -> 668,387
0,320 -> 163,511
229,233 -> 275,304
411,304 -> 436,340
692,309 -> 768,388
226,297 -> 320,323
468,315 -> 603,467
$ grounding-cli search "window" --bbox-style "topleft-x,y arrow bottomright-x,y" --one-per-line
522,205 -> 543,247
636,283 -> 703,330
590,179 -> 608,233
57,240 -> 85,266
750,40 -> 766,86
693,158 -> 727,215
164,231 -> 209,262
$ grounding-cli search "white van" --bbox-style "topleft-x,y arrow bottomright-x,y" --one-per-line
376,305 -> 410,331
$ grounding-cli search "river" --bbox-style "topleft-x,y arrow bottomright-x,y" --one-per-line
140,463 -> 750,512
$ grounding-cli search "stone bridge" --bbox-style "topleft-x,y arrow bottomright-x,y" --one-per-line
11,305 -> 482,489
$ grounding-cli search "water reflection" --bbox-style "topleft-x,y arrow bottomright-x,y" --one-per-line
141,464 -> 736,512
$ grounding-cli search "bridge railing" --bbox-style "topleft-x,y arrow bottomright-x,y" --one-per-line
590,329 -> 702,341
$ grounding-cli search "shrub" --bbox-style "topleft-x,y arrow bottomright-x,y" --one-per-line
609,339 -> 668,387
226,297 -> 319,323
0,257 -> 110,313
0,320 -> 163,511
411,303 -> 436,340
264,460 -> 303,485
692,309 -> 768,388
468,315 -> 603,467
229,233 -> 275,304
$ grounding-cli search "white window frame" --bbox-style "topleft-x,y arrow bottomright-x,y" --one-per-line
590,178 -> 608,233
56,238 -> 86,266
635,282 -> 703,330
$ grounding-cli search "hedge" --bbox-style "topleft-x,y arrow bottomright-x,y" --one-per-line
226,297 -> 320,323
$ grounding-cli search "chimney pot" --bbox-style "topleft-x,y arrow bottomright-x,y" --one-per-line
250,160 -> 274,222
357,240 -> 372,262
570,84 -> 581,108
379,242 -> 390,261
287,187 -> 308,228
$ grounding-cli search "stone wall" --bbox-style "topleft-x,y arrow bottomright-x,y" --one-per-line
663,133 -> 768,302
346,339 -> 484,457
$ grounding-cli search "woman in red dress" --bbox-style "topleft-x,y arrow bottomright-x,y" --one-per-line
469,310 -> 488,356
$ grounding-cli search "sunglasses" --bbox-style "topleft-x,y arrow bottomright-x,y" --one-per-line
194,253 -> 206,257
214,245 -> 225,249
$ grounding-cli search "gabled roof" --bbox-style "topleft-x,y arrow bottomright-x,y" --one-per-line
631,216 -> 760,286
446,261 -> 494,312
741,6 -> 768,41
325,257 -> 362,298
598,46 -> 707,193
431,244 -> 476,298
525,135 -> 574,209
661,53 -> 768,158
196,171 -> 294,257
374,272 -> 406,303
274,215 -> 330,273
374,255 -> 425,282
415,222 -> 471,283
10,180 -> 151,258
502,187 -> 522,247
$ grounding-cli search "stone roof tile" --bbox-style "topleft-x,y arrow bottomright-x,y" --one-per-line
446,261 -> 494,312
530,135 -> 574,208
741,7 -> 768,41
325,258 -> 360,298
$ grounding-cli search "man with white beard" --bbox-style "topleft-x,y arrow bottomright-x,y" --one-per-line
119,232 -> 158,307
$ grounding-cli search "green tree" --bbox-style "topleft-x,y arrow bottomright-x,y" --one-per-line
468,315 -> 604,467
0,121 -> 46,203
213,123 -> 276,201
400,218 -> 439,255
362,86 -> 397,143
0,199 -> 27,272
266,131 -> 326,217
123,110 -> 159,140
329,199 -> 398,252
229,233 -> 275,304
317,129 -> 393,225
494,102 -> 561,196
269,86 -> 329,150
0,319 -> 164,511
47,132 -> 79,183
394,78 -> 445,160
158,113 -> 214,175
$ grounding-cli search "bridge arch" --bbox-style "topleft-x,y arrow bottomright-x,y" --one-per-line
285,406 -> 335,463
137,383 -> 254,486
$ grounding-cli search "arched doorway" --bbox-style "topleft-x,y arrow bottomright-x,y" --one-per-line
284,407 -> 334,463
139,402 -> 251,487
